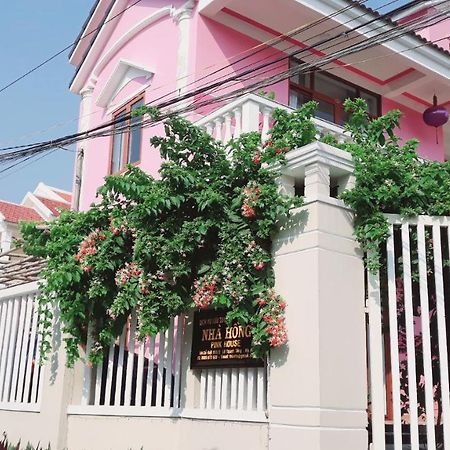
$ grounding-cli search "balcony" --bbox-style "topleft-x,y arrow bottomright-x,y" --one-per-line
196,93 -> 351,144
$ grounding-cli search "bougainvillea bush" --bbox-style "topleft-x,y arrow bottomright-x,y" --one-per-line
21,104 -> 318,367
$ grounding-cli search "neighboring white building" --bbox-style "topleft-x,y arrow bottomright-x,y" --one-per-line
0,183 -> 72,258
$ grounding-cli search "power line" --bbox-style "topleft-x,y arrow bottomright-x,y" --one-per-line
0,0 -> 447,166
0,0 -> 372,150
0,0 -> 143,95
0,0 -> 423,154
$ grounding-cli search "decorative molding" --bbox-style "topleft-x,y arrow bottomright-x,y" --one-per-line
96,59 -> 154,108
92,7 -> 172,79
171,0 -> 196,24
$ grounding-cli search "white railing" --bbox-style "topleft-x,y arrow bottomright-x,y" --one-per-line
198,366 -> 266,413
367,214 -> 450,450
76,311 -> 268,421
81,313 -> 184,410
196,93 -> 351,144
0,282 -> 43,411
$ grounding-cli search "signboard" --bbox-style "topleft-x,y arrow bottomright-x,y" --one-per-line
190,309 -> 264,369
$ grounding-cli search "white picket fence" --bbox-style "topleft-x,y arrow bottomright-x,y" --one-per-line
82,313 -> 184,409
0,282 -> 44,411
367,214 -> 450,450
80,312 -> 267,418
198,367 -> 266,412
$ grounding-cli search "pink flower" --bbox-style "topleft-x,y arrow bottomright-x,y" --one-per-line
241,202 -> 255,218
253,262 -> 266,270
252,151 -> 261,165
192,276 -> 218,309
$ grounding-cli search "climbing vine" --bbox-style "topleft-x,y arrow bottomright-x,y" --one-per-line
339,98 -> 450,271
20,104 -> 318,367
21,96 -> 450,367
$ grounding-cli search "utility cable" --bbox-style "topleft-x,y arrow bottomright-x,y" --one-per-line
0,0 -> 143,95
0,0 -> 447,164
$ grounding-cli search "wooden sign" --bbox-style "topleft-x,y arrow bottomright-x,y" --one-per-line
190,309 -> 264,369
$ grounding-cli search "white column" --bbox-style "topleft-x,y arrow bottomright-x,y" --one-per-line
304,161 -> 330,199
0,220 -> 13,260
173,1 -> 195,102
241,100 -> 260,133
269,143 -> 367,450
72,85 -> 94,211
223,112 -> 232,143
233,108 -> 242,138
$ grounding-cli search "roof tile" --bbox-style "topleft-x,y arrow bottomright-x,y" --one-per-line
0,200 -> 43,223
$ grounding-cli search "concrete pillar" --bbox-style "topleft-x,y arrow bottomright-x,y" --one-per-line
72,84 -> 94,211
269,142 -> 367,450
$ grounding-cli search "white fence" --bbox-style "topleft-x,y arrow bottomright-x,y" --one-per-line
0,282 -> 43,411
198,367 -> 266,412
82,314 -> 184,410
367,214 -> 450,450
79,312 -> 268,419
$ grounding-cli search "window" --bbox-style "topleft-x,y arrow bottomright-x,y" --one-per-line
289,58 -> 380,125
110,95 -> 145,173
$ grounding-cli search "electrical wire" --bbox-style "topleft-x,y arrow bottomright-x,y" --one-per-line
0,0 -> 143,95
0,0 -> 448,166
0,0 -> 426,154
0,0 -> 373,149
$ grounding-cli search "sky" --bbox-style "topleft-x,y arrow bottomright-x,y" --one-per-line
0,1 -> 95,203
0,0 -> 411,203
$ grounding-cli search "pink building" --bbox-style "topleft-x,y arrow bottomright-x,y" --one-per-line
2,3 -> 450,449
69,0 -> 450,211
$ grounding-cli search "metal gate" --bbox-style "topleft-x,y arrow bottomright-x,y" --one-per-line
367,214 -> 450,450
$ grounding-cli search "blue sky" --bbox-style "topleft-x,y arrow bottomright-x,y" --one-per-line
0,0 -> 410,203
0,1 -> 94,203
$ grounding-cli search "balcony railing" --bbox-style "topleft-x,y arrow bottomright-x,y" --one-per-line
196,93 -> 351,144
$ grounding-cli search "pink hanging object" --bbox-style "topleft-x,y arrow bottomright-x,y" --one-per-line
423,95 -> 449,144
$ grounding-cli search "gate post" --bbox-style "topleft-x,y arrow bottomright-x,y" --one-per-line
269,142 -> 367,450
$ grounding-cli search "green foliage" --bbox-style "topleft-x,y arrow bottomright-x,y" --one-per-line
24,95 -> 446,366
21,104 -> 319,366
341,98 -> 450,270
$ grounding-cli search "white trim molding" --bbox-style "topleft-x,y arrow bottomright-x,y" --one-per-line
96,59 -> 154,108
71,5 -> 171,93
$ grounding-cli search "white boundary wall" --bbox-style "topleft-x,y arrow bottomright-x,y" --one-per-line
0,281 -> 72,449
0,141 -> 371,450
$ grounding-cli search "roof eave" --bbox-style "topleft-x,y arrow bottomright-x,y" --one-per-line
69,0 -> 115,67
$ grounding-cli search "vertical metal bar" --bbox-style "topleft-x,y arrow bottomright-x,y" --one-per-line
124,312 -> 137,406
156,331 -> 167,407
401,224 -> 420,450
164,318 -> 174,408
367,261 -> 386,450
10,296 -> 27,402
145,336 -> 156,406
417,221 -> 437,449
433,224 -> 450,449
172,315 -> 184,409
386,227 -> 402,449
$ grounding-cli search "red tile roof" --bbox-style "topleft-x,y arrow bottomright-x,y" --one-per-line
52,190 -> 72,203
37,196 -> 71,216
0,200 -> 43,223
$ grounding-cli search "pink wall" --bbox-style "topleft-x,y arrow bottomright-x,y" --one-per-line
78,6 -> 291,210
382,98 -> 444,161
193,15 -> 289,115
76,2 -> 446,210
80,2 -> 181,210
